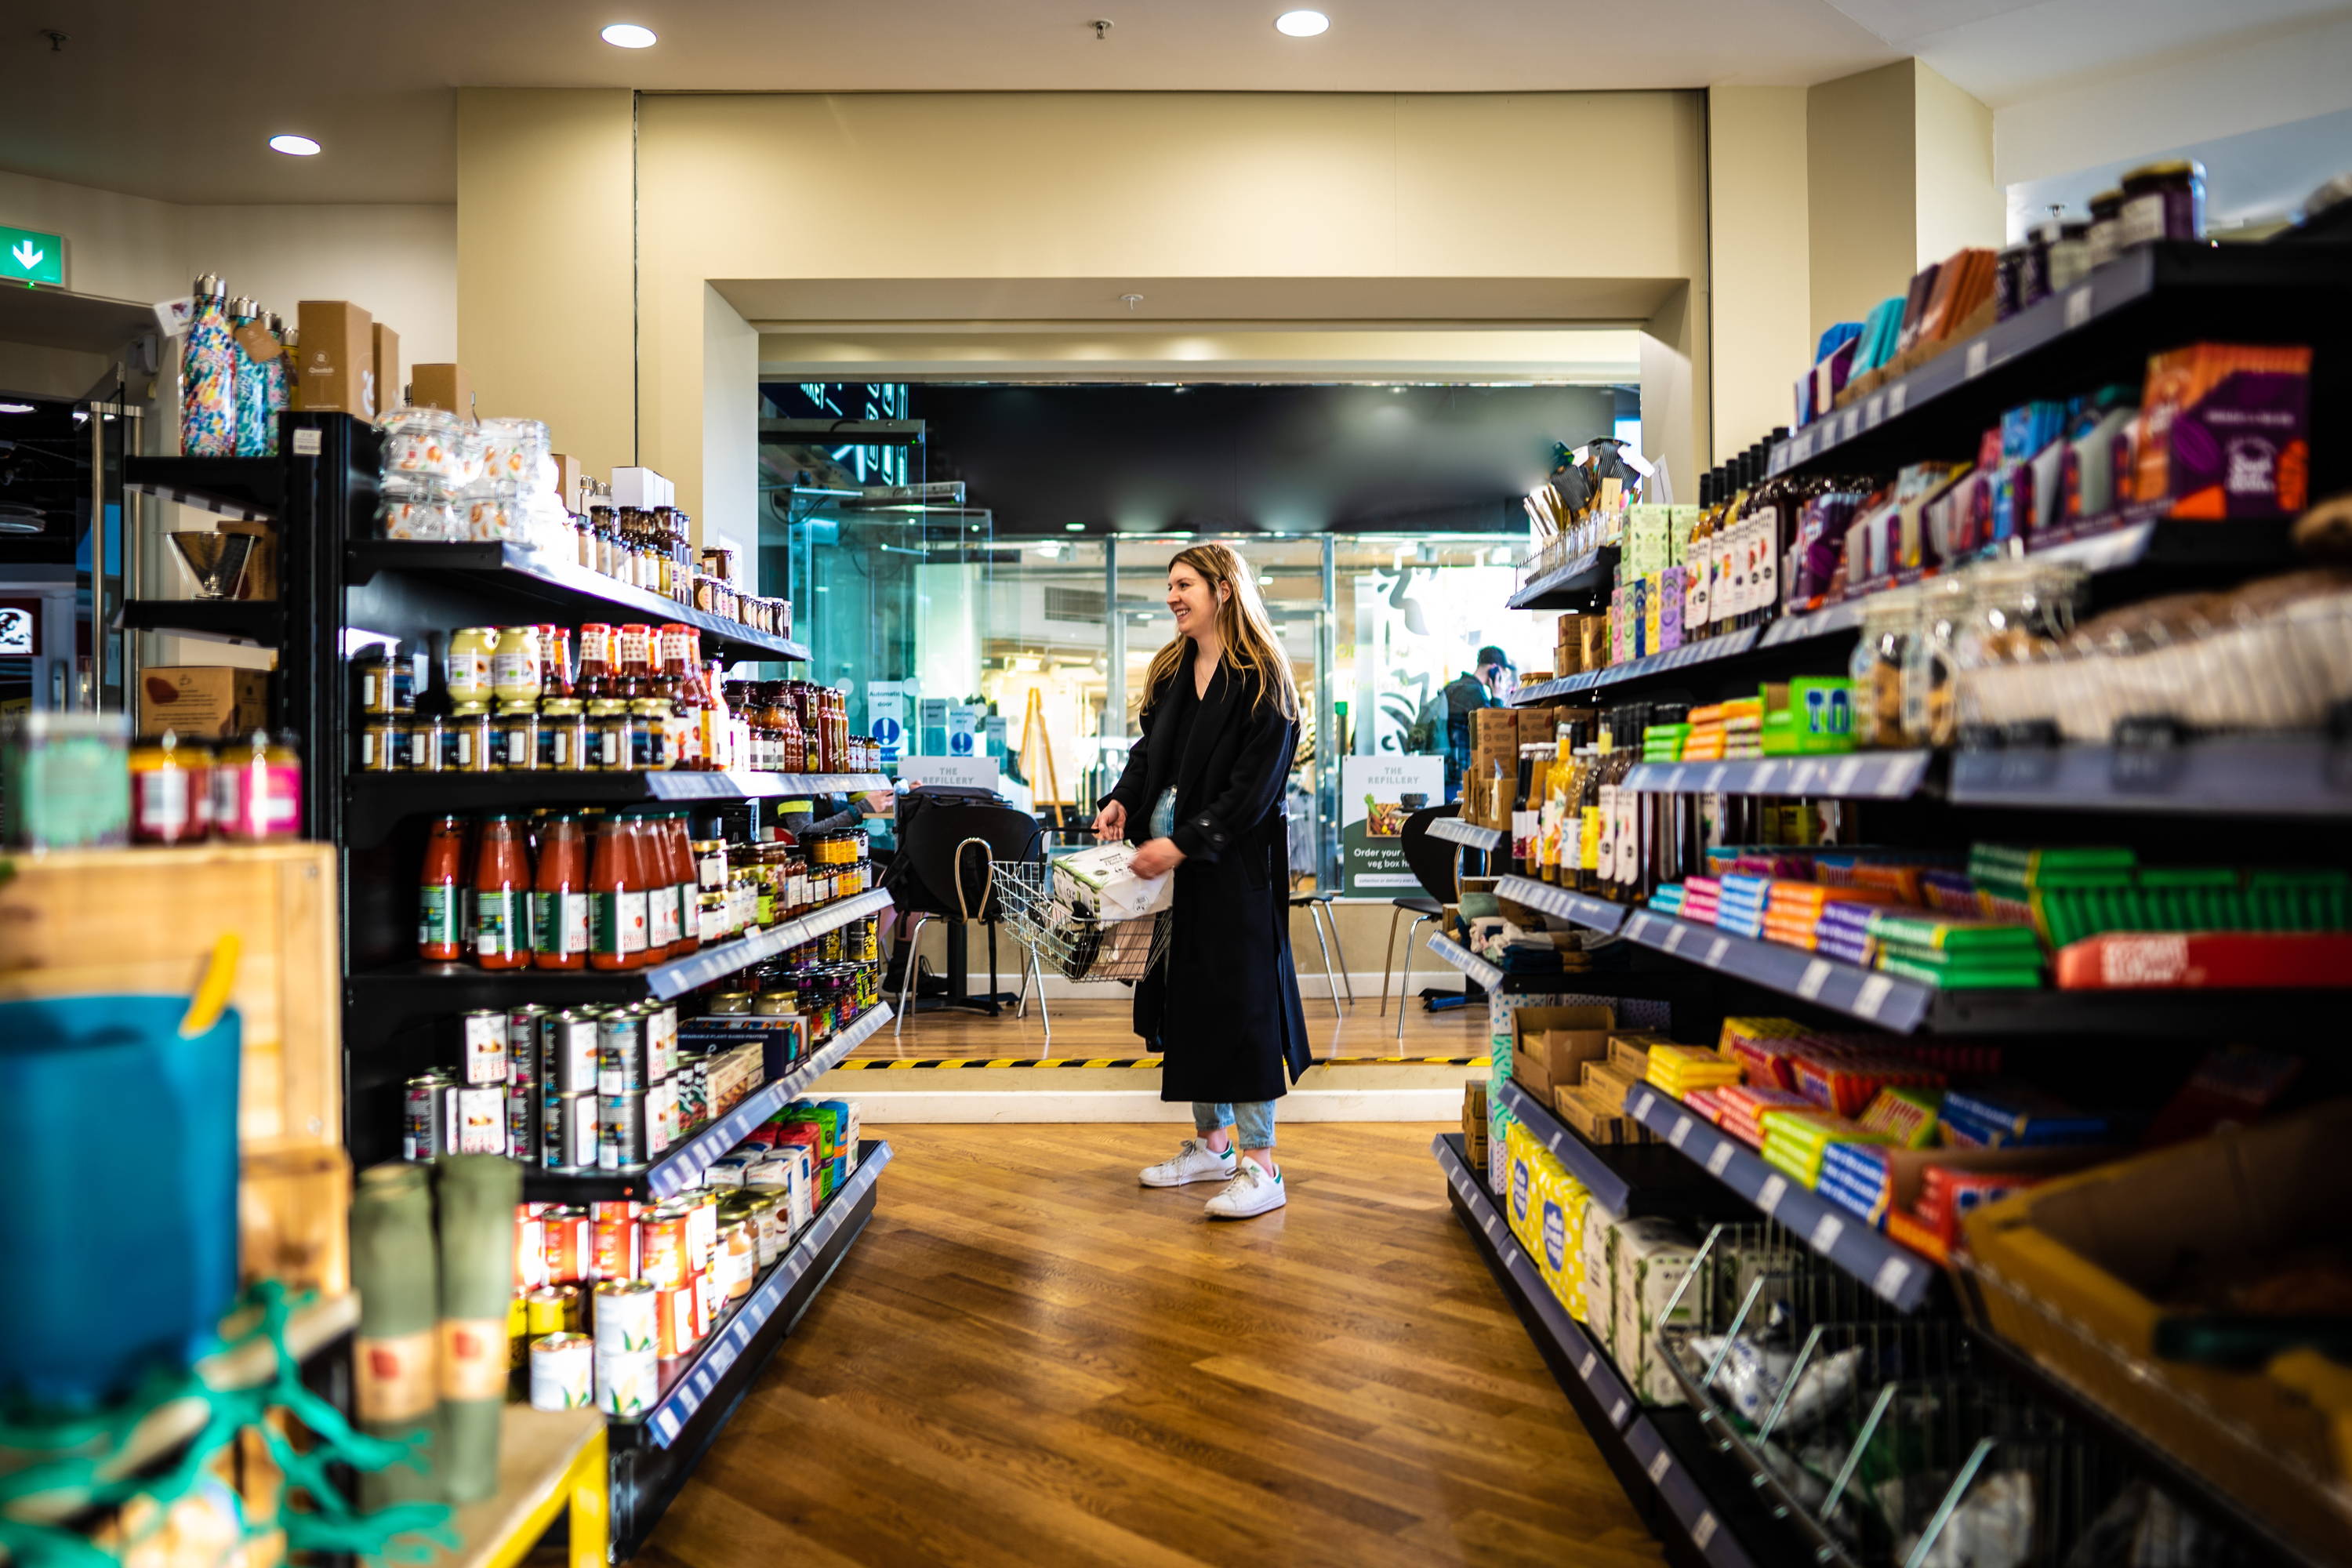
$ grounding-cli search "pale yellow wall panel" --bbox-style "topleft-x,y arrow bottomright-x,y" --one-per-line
1707,86 -> 1811,459
1911,61 -> 2004,268
1806,61 -> 1918,343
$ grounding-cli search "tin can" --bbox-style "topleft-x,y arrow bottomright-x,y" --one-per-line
598,1092 -> 647,1171
592,1206 -> 641,1282
644,1079 -> 675,1156
524,1286 -> 571,1338
594,1344 -> 657,1418
645,1002 -> 679,1080
683,1191 -> 721,1273
508,1293 -> 531,1373
657,1286 -> 696,1358
543,1092 -> 596,1172
453,1084 -> 506,1154
543,1206 -> 590,1284
459,1010 -> 506,1084
514,1207 -> 548,1290
403,1069 -> 453,1160
593,1279 -> 659,1354
642,1206 -> 691,1290
507,1006 -> 549,1075
543,1010 -> 600,1094
693,1268 -> 720,1341
506,1083 -> 541,1165
597,1011 -> 647,1094
715,1218 -> 755,1301
529,1332 -> 594,1410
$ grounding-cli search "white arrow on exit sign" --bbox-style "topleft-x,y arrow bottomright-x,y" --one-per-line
0,224 -> 65,286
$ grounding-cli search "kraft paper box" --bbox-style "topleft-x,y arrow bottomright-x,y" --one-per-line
1554,1084 -> 1635,1145
1473,708 -> 1518,746
372,323 -> 400,414
293,301 -> 376,418
408,363 -> 472,416
1580,1204 -> 1624,1356
1581,1058 -> 1642,1114
1509,1004 -> 1613,1083
139,666 -> 270,738
1613,1218 -> 1700,1406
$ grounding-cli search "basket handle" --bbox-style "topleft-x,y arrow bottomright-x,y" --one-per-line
953,837 -> 995,921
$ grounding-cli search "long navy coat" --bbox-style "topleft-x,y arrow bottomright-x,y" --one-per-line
1105,655 -> 1313,1104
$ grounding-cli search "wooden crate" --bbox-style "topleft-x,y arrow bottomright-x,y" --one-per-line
0,842 -> 340,1152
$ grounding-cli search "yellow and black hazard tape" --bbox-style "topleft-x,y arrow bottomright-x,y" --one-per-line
828,1054 -> 1492,1070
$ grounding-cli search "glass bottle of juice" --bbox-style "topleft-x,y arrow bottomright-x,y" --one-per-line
590,811 -> 649,971
473,814 -> 531,970
530,811 -> 589,971
419,813 -> 466,961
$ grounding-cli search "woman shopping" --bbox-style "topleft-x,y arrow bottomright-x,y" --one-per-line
1092,543 -> 1312,1220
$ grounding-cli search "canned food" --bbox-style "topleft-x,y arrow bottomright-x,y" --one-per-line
513,1207 -> 548,1290
592,1279 -> 659,1354
461,1010 -> 507,1084
641,1206 -> 691,1290
506,1007 -> 548,1080
543,1206 -> 590,1284
693,1269 -> 720,1341
647,1003 -> 678,1079
543,1091 -> 597,1172
646,1079 -> 677,1157
542,1010 -> 599,1094
597,1011 -> 647,1094
594,1344 -> 657,1418
506,1084 -> 541,1167
453,1084 -> 505,1154
404,1070 -> 452,1160
598,1091 -> 647,1171
592,1210 -> 640,1282
524,1286 -> 570,1338
657,1286 -> 696,1359
508,1293 -> 531,1373
529,1332 -> 594,1411
715,1218 -> 755,1301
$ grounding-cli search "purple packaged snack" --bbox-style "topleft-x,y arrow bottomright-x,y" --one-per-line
2132,343 -> 2310,519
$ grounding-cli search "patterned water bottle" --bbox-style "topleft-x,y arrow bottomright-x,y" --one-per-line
180,274 -> 236,457
263,313 -> 291,454
229,296 -> 271,458
280,323 -> 299,412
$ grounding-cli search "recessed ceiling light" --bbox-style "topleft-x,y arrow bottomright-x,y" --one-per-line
0,402 -> 37,414
1275,9 -> 1330,36
601,23 -> 657,47
268,135 -> 321,157
1065,523 -> 1087,532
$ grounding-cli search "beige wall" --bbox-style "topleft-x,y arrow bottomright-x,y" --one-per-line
1706,86 -> 1811,461
1806,61 -> 1918,343
455,89 -> 634,477
445,92 -> 1712,531
1911,62 -> 2004,268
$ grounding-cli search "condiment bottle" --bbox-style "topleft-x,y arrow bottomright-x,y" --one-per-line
492,626 -> 543,706
615,623 -> 655,699
633,811 -> 677,960
473,814 -> 531,971
590,811 -> 649,971
213,730 -> 303,842
530,811 -> 589,971
576,623 -> 618,699
129,730 -> 212,845
419,813 -> 467,961
661,810 -> 702,954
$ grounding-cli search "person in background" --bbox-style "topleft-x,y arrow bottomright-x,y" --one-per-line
1094,542 -> 1311,1221
1442,644 -> 1515,798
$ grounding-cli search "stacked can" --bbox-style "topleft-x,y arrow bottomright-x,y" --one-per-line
592,1279 -> 659,1417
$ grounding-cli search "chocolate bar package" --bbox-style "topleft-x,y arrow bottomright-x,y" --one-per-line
2130,343 -> 2310,518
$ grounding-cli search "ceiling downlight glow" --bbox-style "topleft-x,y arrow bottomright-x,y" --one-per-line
1274,9 -> 1330,35
267,135 -> 321,157
601,23 -> 658,47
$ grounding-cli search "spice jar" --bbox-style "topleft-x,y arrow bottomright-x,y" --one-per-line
492,626 -> 543,706
407,710 -> 447,771
2085,188 -> 2123,269
450,701 -> 496,772
129,731 -> 212,844
1849,586 -> 1920,750
588,699 -> 637,771
2118,159 -> 2205,249
1901,575 -> 1974,748
630,697 -> 675,771
447,628 -> 498,706
361,714 -> 403,772
358,642 -> 413,715
541,697 -> 588,770
495,702 -> 541,771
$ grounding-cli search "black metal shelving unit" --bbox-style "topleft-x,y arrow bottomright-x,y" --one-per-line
1507,545 -> 1617,611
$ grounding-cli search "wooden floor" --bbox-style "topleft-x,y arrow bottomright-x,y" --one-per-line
637,1123 -> 1661,1568
862,993 -> 1494,1062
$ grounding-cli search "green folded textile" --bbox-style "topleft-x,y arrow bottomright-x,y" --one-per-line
351,1163 -> 440,1508
434,1156 -> 520,1506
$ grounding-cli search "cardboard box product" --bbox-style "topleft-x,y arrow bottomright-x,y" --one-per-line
1610,1031 -> 1667,1078
293,301 -> 376,419
1503,1120 -> 1542,1254
372,323 -> 399,415
139,666 -> 270,739
1535,1160 -> 1581,1307
1555,1083 -> 1636,1146
1581,1205 -> 1624,1358
408,362 -> 473,416
552,455 -> 584,516
1583,1058 -> 1642,1113
612,467 -> 676,508
1510,1005 -> 1615,1091
1613,1218 -> 1700,1406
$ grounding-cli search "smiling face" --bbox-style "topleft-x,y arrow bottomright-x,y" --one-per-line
1166,561 -> 1224,639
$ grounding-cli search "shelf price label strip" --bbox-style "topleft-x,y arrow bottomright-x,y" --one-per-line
1622,752 -> 1930,800
1623,1421 -> 1752,1568
1497,1077 -> 1635,1218
643,1141 -> 895,1446
1508,546 -> 1611,610
1425,933 -> 1504,992
1626,1089 -> 1929,1312
1428,817 -> 1506,851
1494,874 -> 1626,935
1618,910 -> 1932,1034
1431,1134 -> 1641,1428
648,887 -> 896,1000
642,1003 -> 892,1200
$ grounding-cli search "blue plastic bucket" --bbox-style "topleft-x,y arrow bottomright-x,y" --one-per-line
0,996 -> 241,1408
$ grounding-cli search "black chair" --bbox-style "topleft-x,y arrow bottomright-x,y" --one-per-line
890,803 -> 1046,1040
1287,888 -> 1352,1014
1378,804 -> 1465,1033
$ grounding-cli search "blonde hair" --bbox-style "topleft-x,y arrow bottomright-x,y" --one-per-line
1140,542 -> 1301,720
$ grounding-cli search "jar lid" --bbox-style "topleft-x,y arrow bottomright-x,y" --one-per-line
586,699 -> 626,716
629,698 -> 671,714
2089,188 -> 2123,209
194,273 -> 225,296
2123,158 -> 2203,183
543,698 -> 585,716
452,701 -> 489,717
229,296 -> 260,317
495,700 -> 539,716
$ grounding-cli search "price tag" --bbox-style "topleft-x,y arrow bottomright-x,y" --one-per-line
1843,408 -> 1860,440
1811,1213 -> 1846,1253
1965,339 -> 1991,378
1887,383 -> 1909,416
1693,1512 -> 1719,1552
1611,1398 -> 1631,1426
1648,1448 -> 1675,1483
292,427 -> 322,457
1632,1090 -> 1655,1118
1757,1174 -> 1788,1215
1865,394 -> 1885,425
1664,924 -> 1688,953
1854,973 -> 1894,1021
1706,1141 -> 1736,1177
1580,1350 -> 1599,1381
2064,287 -> 2092,329
1668,766 -> 1690,792
1704,937 -> 1729,970
1874,1256 -> 1915,1301
1797,959 -> 1832,1000
1668,1116 -> 1693,1149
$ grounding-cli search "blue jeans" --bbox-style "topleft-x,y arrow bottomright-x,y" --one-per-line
1195,1100 -> 1276,1150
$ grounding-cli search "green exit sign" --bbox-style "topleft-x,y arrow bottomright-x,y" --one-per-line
0,224 -> 64,286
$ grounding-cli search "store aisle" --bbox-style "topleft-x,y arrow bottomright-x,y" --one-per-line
637,1124 -> 1661,1568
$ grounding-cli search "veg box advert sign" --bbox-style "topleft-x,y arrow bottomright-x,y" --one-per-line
1341,754 -> 1444,896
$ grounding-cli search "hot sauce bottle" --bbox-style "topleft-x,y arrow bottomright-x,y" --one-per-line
590,811 -> 648,971
419,813 -> 467,961
474,813 -> 531,970
539,624 -> 575,701
576,623 -> 618,701
531,811 -> 589,971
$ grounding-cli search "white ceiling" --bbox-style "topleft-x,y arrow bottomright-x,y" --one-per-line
3,0 -> 2343,205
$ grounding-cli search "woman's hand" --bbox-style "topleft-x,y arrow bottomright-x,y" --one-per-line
1129,837 -> 1185,878
1091,799 -> 1127,842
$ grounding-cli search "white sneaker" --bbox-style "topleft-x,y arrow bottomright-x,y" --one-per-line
1203,1160 -> 1287,1219
1140,1138 -> 1236,1188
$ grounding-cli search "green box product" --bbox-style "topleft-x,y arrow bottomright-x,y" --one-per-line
1759,679 -> 1857,757
1612,1219 -> 1700,1406
1877,953 -> 2045,989
1864,911 -> 2042,953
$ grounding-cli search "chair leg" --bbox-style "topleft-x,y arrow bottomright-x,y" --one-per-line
1307,902 -> 1339,1017
1032,952 -> 1052,1051
1015,947 -> 1032,1018
1396,913 -> 1432,1042
894,913 -> 933,1040
1319,902 -> 1355,1004
1378,904 -> 1403,1017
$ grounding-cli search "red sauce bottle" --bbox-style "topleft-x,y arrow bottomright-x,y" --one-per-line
590,811 -> 648,971
577,623 -> 617,701
532,811 -> 588,971
419,813 -> 466,962
660,808 -> 702,955
473,813 -> 531,970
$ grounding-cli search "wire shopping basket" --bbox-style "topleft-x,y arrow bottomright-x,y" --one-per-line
993,858 -> 1173,985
